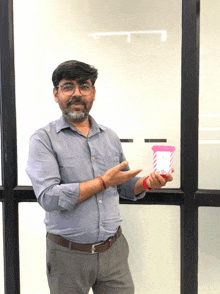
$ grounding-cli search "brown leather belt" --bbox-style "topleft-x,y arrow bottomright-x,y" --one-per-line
47,226 -> 122,254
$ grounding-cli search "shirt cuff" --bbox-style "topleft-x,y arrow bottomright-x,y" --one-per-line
57,183 -> 80,211
118,177 -> 145,201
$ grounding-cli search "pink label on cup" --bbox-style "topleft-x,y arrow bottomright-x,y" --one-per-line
152,145 -> 175,174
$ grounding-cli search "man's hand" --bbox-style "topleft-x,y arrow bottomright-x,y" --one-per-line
78,161 -> 142,204
102,161 -> 142,188
147,168 -> 174,190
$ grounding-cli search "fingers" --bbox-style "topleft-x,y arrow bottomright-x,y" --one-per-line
113,161 -> 142,175
154,173 -> 167,186
148,173 -> 167,189
129,169 -> 143,178
165,172 -> 173,182
119,169 -> 143,182
148,171 -> 174,189
104,162 -> 142,187
115,161 -> 129,171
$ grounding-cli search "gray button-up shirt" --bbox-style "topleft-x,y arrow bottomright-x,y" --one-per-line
26,115 -> 145,243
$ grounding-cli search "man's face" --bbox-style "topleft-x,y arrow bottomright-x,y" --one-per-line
53,79 -> 96,123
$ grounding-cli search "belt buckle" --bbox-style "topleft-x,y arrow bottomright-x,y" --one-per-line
91,241 -> 103,254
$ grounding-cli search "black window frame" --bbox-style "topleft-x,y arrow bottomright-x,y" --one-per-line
1,0 -> 218,293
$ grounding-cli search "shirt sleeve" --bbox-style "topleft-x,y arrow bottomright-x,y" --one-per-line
26,130 -> 79,212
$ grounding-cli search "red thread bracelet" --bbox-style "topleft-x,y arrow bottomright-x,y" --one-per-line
143,176 -> 152,191
98,176 -> 107,190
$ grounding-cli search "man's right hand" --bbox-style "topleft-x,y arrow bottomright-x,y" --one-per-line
102,161 -> 142,188
78,161 -> 142,204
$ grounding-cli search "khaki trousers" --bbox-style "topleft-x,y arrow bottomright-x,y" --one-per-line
46,233 -> 135,294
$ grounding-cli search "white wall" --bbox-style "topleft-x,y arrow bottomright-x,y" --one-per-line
199,0 -> 220,189
199,207 -> 220,294
13,0 -> 181,187
198,1 -> 220,293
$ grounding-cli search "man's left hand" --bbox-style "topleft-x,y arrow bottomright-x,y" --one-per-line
147,168 -> 174,190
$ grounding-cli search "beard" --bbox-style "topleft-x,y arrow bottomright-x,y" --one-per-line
64,109 -> 88,123
61,96 -> 91,123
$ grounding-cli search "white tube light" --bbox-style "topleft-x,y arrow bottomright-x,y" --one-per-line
88,30 -> 167,43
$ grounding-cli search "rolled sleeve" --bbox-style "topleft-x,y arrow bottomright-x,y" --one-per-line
26,131 -> 79,211
37,183 -> 79,212
118,177 -> 146,201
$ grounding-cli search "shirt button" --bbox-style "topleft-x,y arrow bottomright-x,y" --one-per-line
99,200 -> 102,204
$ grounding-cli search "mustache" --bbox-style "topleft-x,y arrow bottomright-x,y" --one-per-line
66,96 -> 86,107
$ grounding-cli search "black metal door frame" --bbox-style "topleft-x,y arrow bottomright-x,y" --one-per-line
1,0 -> 219,293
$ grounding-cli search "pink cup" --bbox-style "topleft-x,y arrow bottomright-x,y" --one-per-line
152,145 -> 175,175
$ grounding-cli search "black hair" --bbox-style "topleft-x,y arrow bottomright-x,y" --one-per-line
52,60 -> 98,88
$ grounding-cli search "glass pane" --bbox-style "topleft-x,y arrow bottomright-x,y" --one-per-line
199,0 -> 220,189
19,204 -> 95,294
19,203 -> 180,294
0,203 -> 4,294
14,0 -> 181,187
19,203 -> 49,293
199,207 -> 220,294
120,205 -> 180,294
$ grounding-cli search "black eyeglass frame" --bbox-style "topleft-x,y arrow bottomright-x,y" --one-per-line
56,82 -> 94,96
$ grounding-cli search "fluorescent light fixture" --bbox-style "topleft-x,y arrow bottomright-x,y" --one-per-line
199,114 -> 220,117
88,30 -> 167,43
199,140 -> 220,144
199,128 -> 220,131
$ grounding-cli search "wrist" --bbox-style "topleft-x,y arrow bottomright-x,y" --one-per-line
101,175 -> 110,189
143,176 -> 153,191
98,176 -> 107,190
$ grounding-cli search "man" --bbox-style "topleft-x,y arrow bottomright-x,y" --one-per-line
26,60 -> 174,294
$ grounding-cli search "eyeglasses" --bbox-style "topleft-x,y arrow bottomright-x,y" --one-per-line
58,83 -> 93,96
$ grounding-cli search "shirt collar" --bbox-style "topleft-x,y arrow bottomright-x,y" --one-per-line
55,115 -> 104,135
